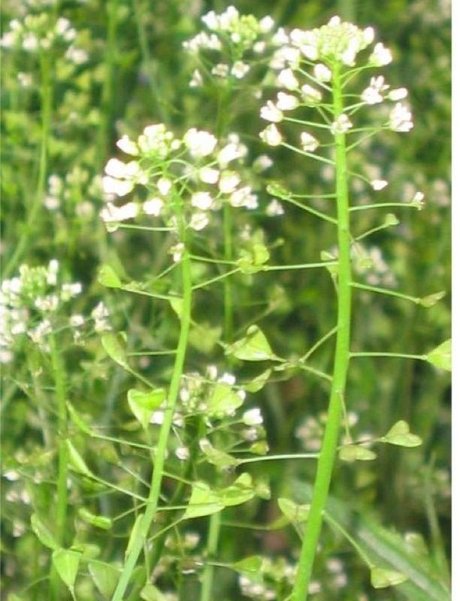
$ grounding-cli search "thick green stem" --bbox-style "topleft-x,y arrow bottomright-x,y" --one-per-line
291,62 -> 352,601
49,334 -> 70,600
111,249 -> 192,601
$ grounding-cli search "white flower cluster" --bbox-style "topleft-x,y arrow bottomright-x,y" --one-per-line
183,6 -> 276,84
259,15 -> 414,154
100,125 -> 259,237
0,261 -> 86,361
0,15 -> 77,52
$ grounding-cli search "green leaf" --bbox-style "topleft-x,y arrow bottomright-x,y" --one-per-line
371,566 -> 408,589
88,561 -> 120,599
426,339 -> 451,371
184,482 -> 224,519
66,440 -> 94,477
127,388 -> 166,430
381,421 -> 422,447
188,322 -> 222,354
206,382 -> 244,418
101,332 -> 129,369
219,473 -> 255,507
419,290 -> 446,308
384,213 -> 399,226
232,556 -> 264,575
226,326 -> 276,361
169,297 -> 184,319
199,439 -> 238,470
67,402 -> 94,435
125,513 -> 144,558
278,497 -> 310,526
140,583 -> 167,601
243,369 -> 272,392
339,445 -> 377,462
52,548 -> 81,595
30,514 -> 58,550
78,508 -> 113,530
98,265 -> 122,288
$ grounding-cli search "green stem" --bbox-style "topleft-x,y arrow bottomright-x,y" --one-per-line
291,62 -> 352,601
4,51 -> 52,278
49,334 -> 70,601
223,203 -> 234,342
199,512 -> 221,601
111,248 -> 192,601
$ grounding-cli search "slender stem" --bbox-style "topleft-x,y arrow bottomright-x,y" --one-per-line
351,281 -> 420,304
111,248 -> 192,601
291,61 -> 352,601
4,51 -> 52,277
49,334 -> 70,601
223,203 -> 234,342
351,351 -> 427,360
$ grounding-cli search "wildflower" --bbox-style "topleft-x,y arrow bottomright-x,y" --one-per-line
300,132 -> 320,152
266,199 -> 284,216
300,84 -> 322,105
116,135 -> 139,156
411,191 -> 425,210
370,179 -> 388,191
369,42 -> 393,66
260,124 -> 283,146
199,167 -> 220,184
211,63 -> 229,78
184,128 -> 217,157
276,68 -> 300,90
189,68 -> 203,88
243,408 -> 264,426
388,87 -> 408,101
175,447 -> 190,461
157,177 -> 172,196
101,175 -> 134,198
361,76 -> 389,105
217,136 -> 247,166
276,92 -> 299,111
191,191 -> 214,210
230,186 -> 258,209
170,243 -> 185,263
313,63 -> 332,82
389,102 -> 413,132
143,198 -> 164,216
260,100 -> 284,123
100,202 -> 138,223
331,114 -> 353,134
91,302 -> 111,332
231,61 -> 250,79
253,155 -> 273,172
219,172 -> 241,194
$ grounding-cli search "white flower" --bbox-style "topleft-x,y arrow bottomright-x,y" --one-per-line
231,61 -> 250,79
260,100 -> 284,123
143,197 -> 164,216
105,158 -> 140,179
270,46 -> 300,69
388,88 -> 408,101
276,68 -> 299,90
243,408 -> 264,426
157,177 -> 172,196
260,124 -> 283,146
190,212 -> 209,231
411,191 -> 425,209
331,114 -> 353,134
369,42 -> 392,66
300,132 -> 319,152
301,84 -> 322,105
313,63 -> 332,82
100,201 -> 138,223
259,16 -> 275,32
199,167 -> 220,184
191,191 -> 214,210
101,176 -> 134,197
211,63 -> 229,78
184,128 -> 217,157
363,27 -> 375,44
229,187 -> 258,209
219,172 -> 241,194
189,68 -> 203,88
253,155 -> 273,172
371,179 -> 388,191
175,447 -> 190,461
70,315 -> 85,328
276,92 -> 299,111
266,199 -> 284,216
361,76 -> 389,105
389,103 -> 413,132
218,138 -> 247,166
170,242 -> 185,263
116,135 -> 139,156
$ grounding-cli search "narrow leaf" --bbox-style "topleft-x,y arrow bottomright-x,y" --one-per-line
66,440 -> 94,477
125,513 -> 144,558
67,402 -> 94,435
419,291 -> 446,308
78,508 -> 113,530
